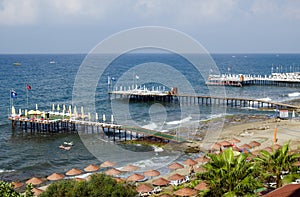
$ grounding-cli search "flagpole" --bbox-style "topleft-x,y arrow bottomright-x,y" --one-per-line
26,87 -> 28,109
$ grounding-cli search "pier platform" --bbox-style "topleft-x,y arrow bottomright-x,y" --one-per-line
207,72 -> 300,87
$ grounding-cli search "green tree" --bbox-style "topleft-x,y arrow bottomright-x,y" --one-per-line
255,143 -> 299,188
198,147 -> 262,196
0,181 -> 33,197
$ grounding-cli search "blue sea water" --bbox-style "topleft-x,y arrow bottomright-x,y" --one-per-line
1,53 -> 300,182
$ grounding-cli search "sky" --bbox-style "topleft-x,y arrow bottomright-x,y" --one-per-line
0,0 -> 300,54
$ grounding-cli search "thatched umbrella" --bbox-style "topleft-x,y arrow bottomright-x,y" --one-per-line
74,177 -> 85,182
264,147 -> 273,153
32,188 -> 44,196
195,156 -> 210,163
66,168 -> 82,176
127,173 -> 145,182
239,144 -> 252,149
249,141 -> 261,148
251,150 -> 260,156
183,158 -> 198,166
168,162 -> 184,170
47,173 -> 65,181
121,164 -> 139,172
100,160 -> 116,168
230,137 -> 241,143
152,177 -> 170,186
26,177 -> 44,185
211,143 -> 221,150
144,169 -> 160,178
159,194 -> 173,197
219,140 -> 231,147
12,182 -> 24,189
274,144 -> 282,150
105,168 -> 121,176
136,183 -> 153,193
168,173 -> 184,181
114,177 -> 124,183
173,187 -> 198,196
194,166 -> 207,173
232,146 -> 240,152
194,182 -> 209,190
84,164 -> 100,172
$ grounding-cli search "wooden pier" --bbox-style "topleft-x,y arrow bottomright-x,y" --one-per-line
109,90 -> 300,111
8,116 -> 186,143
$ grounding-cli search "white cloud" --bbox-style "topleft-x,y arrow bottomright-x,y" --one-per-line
0,0 -> 38,25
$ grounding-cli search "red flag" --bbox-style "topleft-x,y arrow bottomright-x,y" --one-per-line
26,84 -> 31,90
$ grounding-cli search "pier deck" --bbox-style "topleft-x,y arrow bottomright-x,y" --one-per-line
8,116 -> 186,143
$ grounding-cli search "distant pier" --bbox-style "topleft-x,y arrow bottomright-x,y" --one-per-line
109,88 -> 300,111
206,72 -> 300,87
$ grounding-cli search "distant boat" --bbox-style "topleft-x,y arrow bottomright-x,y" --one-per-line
49,61 -> 56,64
13,62 -> 21,66
63,141 -> 74,146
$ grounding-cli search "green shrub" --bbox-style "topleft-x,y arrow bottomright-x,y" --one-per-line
0,181 -> 33,197
40,174 -> 137,197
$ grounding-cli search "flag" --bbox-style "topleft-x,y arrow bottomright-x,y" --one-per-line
26,84 -> 31,90
11,89 -> 17,98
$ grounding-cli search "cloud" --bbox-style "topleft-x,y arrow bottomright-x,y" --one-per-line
0,0 -> 38,25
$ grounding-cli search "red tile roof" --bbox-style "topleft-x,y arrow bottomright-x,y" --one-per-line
264,184 -> 300,197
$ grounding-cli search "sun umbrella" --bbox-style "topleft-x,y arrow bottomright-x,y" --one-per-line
12,182 -> 24,189
136,183 -> 153,193
174,187 -> 198,196
73,106 -> 77,116
105,168 -> 121,176
183,158 -> 198,166
114,177 -> 124,183
74,177 -> 85,182
95,113 -> 98,121
274,144 -> 282,150
194,166 -> 207,173
111,114 -> 114,123
195,156 -> 210,163
168,162 -> 184,170
81,106 -> 84,117
194,182 -> 209,190
219,140 -> 231,147
57,104 -> 60,111
232,146 -> 240,151
11,106 -> 16,115
26,177 -> 44,185
144,169 -> 160,177
25,109 -> 28,116
264,147 -> 273,153
52,104 -> 55,111
249,141 -> 261,148
84,164 -> 100,172
152,177 -> 170,186
127,173 -> 145,182
63,104 -> 66,111
100,160 -> 116,168
32,188 -> 44,196
239,144 -> 252,149
47,173 -> 65,181
88,112 -> 91,121
66,168 -> 82,176
168,173 -> 184,181
103,114 -> 106,122
211,143 -> 221,150
230,137 -> 241,143
18,108 -> 21,115
121,164 -> 139,172
35,104 -> 38,110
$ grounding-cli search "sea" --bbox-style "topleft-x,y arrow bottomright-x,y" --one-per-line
1,53 -> 300,182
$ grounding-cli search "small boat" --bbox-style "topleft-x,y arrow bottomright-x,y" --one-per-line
64,141 -> 74,146
152,146 -> 164,152
13,62 -> 21,66
59,145 -> 71,150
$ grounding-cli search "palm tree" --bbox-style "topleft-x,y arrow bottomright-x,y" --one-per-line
255,143 -> 299,188
198,147 -> 262,196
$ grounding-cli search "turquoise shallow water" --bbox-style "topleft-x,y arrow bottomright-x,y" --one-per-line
1,53 -> 300,182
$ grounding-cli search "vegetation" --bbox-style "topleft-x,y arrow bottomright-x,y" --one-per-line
255,143 -> 299,188
197,147 -> 262,196
0,181 -> 33,197
39,173 -> 137,197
